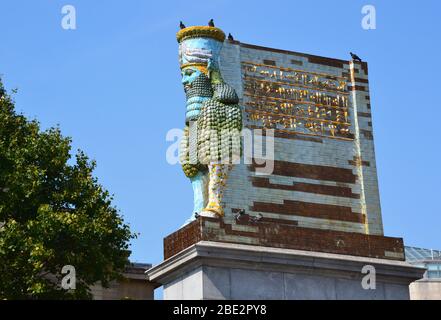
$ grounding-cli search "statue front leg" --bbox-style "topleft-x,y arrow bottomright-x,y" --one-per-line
190,171 -> 208,216
201,164 -> 232,218
182,171 -> 208,225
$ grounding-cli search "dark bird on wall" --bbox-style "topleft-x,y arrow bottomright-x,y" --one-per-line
208,19 -> 215,27
350,52 -> 362,62
251,213 -> 263,222
234,209 -> 246,221
180,21 -> 186,29
228,33 -> 234,41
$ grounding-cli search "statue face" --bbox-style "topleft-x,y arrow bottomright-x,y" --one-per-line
181,66 -> 213,104
181,67 -> 203,89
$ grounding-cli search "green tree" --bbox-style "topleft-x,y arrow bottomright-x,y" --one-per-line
0,79 -> 136,299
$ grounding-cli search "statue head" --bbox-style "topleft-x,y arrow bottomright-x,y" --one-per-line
178,25 -> 226,122
177,25 -> 225,88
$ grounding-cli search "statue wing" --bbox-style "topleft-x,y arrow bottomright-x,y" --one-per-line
212,83 -> 239,104
197,99 -> 242,164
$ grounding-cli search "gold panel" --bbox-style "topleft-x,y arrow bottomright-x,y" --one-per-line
242,61 -> 352,139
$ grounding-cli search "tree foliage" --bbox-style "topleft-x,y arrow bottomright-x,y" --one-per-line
0,79 -> 135,299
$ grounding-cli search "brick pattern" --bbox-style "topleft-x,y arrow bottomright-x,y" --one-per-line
290,59 -> 303,66
348,156 -> 370,167
358,112 -> 372,118
354,77 -> 369,84
249,160 -> 357,184
348,85 -> 368,92
163,217 -> 405,261
250,200 -> 365,223
231,209 -> 300,227
163,220 -> 202,260
360,129 -> 374,140
348,60 -> 382,234
307,55 -> 346,68
239,42 -> 349,69
251,177 -> 360,198
262,59 -> 276,66
249,125 -> 324,143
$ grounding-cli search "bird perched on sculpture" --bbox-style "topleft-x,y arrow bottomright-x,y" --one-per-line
350,52 -> 362,62
208,19 -> 215,27
180,21 -> 186,29
228,33 -> 234,41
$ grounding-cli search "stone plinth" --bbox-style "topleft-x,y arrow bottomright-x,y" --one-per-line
164,216 -> 406,261
91,263 -> 155,300
147,241 -> 425,300
410,279 -> 441,300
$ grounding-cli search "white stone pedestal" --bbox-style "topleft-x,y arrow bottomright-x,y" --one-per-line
147,241 -> 425,300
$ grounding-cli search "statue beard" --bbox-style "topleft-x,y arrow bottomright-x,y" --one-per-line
184,72 -> 213,101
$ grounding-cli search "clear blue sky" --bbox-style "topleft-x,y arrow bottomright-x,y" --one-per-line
1,0 -> 440,269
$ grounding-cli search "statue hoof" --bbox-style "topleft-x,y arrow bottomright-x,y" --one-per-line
200,211 -> 224,218
200,202 -> 224,218
199,210 -> 220,218
201,202 -> 224,218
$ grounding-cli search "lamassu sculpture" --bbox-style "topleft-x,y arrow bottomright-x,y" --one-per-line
177,24 -> 242,223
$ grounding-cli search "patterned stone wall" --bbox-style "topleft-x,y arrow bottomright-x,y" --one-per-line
219,40 -> 383,237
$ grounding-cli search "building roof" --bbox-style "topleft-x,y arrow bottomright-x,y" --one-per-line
405,246 -> 441,262
125,262 -> 152,275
